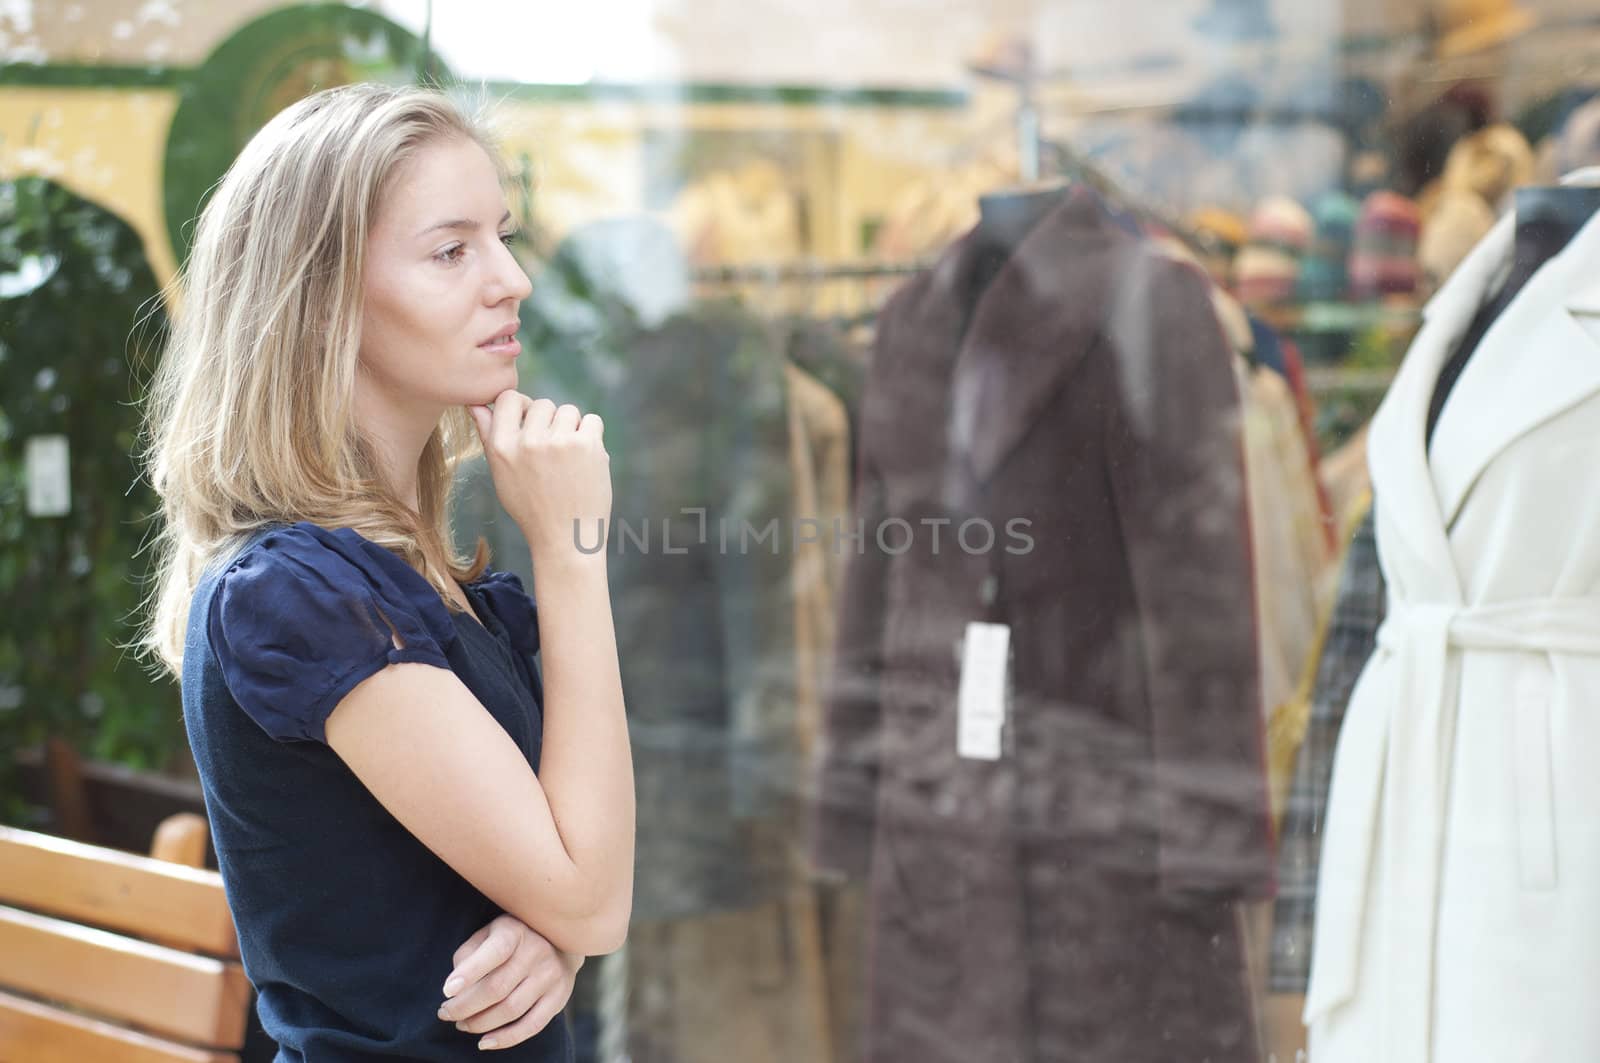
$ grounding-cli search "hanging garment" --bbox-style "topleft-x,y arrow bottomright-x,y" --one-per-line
788,361 -> 853,764
809,187 -> 1274,1063
1318,424 -> 1372,538
1236,360 -> 1338,824
526,220 -> 798,921
785,356 -> 863,1063
624,889 -> 833,1063
1305,173 -> 1600,1061
1269,498 -> 1382,996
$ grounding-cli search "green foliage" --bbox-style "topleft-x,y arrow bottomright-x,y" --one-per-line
0,176 -> 181,819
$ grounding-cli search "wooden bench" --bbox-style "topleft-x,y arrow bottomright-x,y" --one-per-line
13,739 -> 214,866
0,821 -> 251,1062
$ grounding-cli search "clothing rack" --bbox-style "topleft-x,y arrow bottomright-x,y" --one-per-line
689,258 -> 935,284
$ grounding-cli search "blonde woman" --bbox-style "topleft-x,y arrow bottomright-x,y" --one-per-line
138,83 -> 633,1060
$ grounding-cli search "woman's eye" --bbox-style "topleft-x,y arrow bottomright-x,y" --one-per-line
499,231 -> 519,248
435,244 -> 466,265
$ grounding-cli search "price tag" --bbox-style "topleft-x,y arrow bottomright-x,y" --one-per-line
957,621 -> 1010,760
25,435 -> 70,517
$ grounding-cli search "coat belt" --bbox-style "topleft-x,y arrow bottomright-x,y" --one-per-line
1303,595 -> 1600,1059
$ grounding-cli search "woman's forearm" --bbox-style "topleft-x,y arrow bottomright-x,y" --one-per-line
527,545 -> 635,942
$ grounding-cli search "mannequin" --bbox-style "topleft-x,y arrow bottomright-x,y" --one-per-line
1426,185 -> 1600,447
976,179 -> 1072,248
1303,167 -> 1600,1061
963,180 -> 1075,320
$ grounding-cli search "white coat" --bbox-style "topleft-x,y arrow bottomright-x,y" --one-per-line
1305,167 -> 1600,1062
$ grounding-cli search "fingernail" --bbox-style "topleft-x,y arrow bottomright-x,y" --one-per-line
444,977 -> 464,996
480,1038 -> 498,1050
438,1006 -> 452,1021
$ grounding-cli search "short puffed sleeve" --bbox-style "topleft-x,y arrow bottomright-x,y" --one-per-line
467,568 -> 541,657
207,524 -> 454,744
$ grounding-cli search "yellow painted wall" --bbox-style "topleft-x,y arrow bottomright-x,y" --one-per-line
1,88 -> 182,289
1,83 -> 979,313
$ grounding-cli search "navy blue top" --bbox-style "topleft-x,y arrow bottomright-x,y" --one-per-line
181,521 -> 574,1062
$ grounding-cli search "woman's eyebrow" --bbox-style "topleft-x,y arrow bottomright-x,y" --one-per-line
415,209 -> 513,238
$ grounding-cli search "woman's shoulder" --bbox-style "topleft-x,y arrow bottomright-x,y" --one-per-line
210,520 -> 457,649
216,521 -> 430,595
201,521 -> 459,743
216,520 -> 379,575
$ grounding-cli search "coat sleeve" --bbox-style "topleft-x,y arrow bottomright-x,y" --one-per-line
1103,249 -> 1276,901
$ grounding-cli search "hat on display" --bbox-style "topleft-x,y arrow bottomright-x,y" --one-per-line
1432,0 -> 1536,59
1188,207 -> 1250,289
1234,245 -> 1301,307
1298,192 -> 1360,302
1349,191 -> 1421,298
1191,207 -> 1249,251
1248,196 -> 1314,255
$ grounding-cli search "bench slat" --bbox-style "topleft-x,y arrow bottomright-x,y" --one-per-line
0,907 -> 249,1049
0,989 -> 236,1063
0,826 -> 237,958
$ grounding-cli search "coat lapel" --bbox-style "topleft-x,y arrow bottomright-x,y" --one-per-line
947,188 -> 1122,485
1429,178 -> 1600,530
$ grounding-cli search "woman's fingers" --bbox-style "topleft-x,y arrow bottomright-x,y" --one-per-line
440,918 -> 521,1009
469,982 -> 568,1050
488,390 -> 527,459
551,403 -> 581,434
467,389 -> 612,551
522,397 -> 557,438
451,921 -> 492,971
454,969 -> 556,1034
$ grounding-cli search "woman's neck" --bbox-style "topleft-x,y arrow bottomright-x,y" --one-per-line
352,377 -> 439,518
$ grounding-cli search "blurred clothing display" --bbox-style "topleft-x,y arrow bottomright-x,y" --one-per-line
1269,499 -> 1381,996
1306,175 -> 1600,1061
811,184 -> 1273,1063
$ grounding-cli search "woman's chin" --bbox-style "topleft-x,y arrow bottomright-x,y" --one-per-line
473,365 -> 518,403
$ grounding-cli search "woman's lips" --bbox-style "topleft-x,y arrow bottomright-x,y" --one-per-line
479,336 -> 521,358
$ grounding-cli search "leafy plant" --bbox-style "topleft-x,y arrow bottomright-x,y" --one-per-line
0,176 -> 181,820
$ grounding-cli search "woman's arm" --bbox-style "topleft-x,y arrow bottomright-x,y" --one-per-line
326,614 -> 632,955
329,390 -> 633,955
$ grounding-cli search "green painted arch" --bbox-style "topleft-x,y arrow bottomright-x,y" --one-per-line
163,3 -> 452,266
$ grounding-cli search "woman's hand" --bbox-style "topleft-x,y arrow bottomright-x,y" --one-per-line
468,391 -> 612,563
438,912 -> 586,1051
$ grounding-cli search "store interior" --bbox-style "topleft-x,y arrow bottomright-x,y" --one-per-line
4,1 -> 1600,1060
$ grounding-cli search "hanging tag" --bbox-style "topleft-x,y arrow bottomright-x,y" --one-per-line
957,621 -> 1010,760
25,435 -> 70,517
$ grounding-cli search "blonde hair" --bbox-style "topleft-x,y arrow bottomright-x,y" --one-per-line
137,82 -> 511,677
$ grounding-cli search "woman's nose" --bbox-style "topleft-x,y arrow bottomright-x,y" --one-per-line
490,244 -> 533,303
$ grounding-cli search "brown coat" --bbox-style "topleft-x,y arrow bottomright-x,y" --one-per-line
809,189 -> 1275,1062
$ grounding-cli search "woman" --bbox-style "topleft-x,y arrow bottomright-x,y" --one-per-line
137,83 -> 634,1060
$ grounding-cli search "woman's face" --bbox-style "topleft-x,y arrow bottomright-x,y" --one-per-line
358,136 -> 532,416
